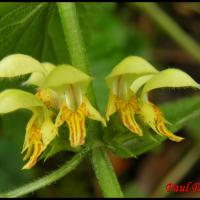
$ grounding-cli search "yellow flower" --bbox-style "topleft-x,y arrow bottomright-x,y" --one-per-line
139,101 -> 183,142
0,53 -> 105,151
0,54 -> 61,169
0,89 -> 58,169
105,56 -> 158,136
42,65 -> 106,147
35,88 -> 58,109
130,68 -> 200,142
22,110 -> 57,169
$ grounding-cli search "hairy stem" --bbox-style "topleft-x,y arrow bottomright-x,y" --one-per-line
92,147 -> 124,197
56,3 -> 88,73
0,148 -> 89,198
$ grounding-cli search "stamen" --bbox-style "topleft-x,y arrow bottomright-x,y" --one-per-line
112,75 -> 129,100
64,85 -> 83,112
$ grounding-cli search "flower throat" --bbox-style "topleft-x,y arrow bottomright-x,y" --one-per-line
64,84 -> 83,112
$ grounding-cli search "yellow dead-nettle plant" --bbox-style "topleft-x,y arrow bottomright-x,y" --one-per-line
0,89 -> 58,169
130,68 -> 200,142
42,65 -> 106,147
0,54 -> 105,157
105,56 -> 159,136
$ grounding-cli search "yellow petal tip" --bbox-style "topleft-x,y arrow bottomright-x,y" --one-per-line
167,135 -> 184,142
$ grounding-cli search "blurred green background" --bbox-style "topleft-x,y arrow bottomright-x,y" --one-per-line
0,2 -> 200,197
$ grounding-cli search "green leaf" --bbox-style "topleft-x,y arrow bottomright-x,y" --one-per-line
0,3 -> 19,16
0,2 -> 57,91
0,3 -> 50,59
41,127 -> 71,161
161,94 -> 200,128
107,142 -> 136,158
41,138 -> 69,162
42,5 -> 70,64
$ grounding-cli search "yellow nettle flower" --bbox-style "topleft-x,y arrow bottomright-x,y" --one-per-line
0,54 -> 59,169
0,53 -> 57,105
42,65 -> 106,147
0,54 -> 54,81
105,56 -> 158,136
130,68 -> 200,142
0,89 -> 58,169
23,62 -> 55,87
35,88 -> 58,109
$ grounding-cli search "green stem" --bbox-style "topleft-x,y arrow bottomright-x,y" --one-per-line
0,148 -> 88,198
151,146 -> 200,197
57,2 -> 124,197
57,2 -> 98,141
91,147 -> 124,198
56,2 -> 88,73
132,3 -> 200,63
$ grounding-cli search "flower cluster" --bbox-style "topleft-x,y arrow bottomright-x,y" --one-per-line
0,54 -> 198,169
0,54 -> 105,169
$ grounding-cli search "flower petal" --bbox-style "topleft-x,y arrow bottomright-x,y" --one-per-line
55,104 -> 86,147
140,102 -> 184,142
130,74 -> 154,94
23,62 -> 55,86
55,103 -> 71,128
42,64 -> 92,93
67,111 -> 86,147
141,68 -> 200,97
0,54 -> 46,77
41,117 -> 58,149
0,89 -> 45,114
84,97 -> 106,127
23,143 -> 33,161
35,88 -> 58,109
105,92 -> 117,121
22,113 -> 38,153
116,96 -> 143,136
22,140 -> 43,170
106,56 -> 158,86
